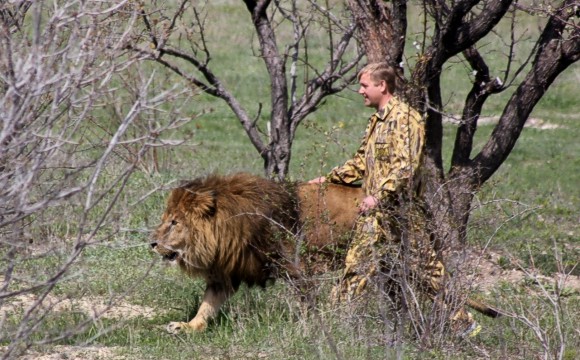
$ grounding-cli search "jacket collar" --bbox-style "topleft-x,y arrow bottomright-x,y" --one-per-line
374,96 -> 401,121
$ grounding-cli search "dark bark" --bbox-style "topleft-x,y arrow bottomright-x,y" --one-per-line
446,0 -> 580,252
451,47 -> 503,167
473,0 -> 580,185
443,47 -> 503,245
346,0 -> 406,64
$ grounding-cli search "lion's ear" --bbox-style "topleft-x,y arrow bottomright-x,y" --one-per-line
179,190 -> 217,218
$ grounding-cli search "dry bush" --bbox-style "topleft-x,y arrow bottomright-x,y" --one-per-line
0,1 -> 195,358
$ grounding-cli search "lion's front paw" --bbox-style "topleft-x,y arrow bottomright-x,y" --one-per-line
166,321 -> 189,334
166,319 -> 207,334
190,318 -> 208,332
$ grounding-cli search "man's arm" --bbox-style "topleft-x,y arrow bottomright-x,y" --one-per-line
308,142 -> 366,185
326,144 -> 366,184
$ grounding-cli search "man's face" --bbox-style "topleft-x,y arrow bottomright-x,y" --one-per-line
358,72 -> 386,109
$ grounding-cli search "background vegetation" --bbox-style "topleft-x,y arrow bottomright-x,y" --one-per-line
1,1 -> 578,359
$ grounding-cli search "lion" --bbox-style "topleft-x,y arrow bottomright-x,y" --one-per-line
151,172 -> 499,334
151,172 -> 362,333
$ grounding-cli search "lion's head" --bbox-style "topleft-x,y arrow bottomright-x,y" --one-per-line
151,181 -> 223,272
151,173 -> 298,283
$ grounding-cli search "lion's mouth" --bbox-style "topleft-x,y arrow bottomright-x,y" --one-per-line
151,242 -> 180,262
164,252 -> 179,261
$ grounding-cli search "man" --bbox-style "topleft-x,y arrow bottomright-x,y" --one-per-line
309,62 -> 480,338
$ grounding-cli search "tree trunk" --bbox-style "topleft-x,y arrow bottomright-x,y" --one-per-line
244,0 -> 291,180
346,0 -> 406,64
263,139 -> 292,181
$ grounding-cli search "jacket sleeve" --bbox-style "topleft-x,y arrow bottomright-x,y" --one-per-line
326,142 -> 366,184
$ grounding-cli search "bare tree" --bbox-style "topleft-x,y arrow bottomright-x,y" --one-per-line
346,0 -> 580,258
0,1 -> 194,358
127,0 -> 363,179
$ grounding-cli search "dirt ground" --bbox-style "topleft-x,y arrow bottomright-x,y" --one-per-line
461,247 -> 580,295
11,346 -> 127,360
443,116 -> 566,130
7,247 -> 578,320
1,293 -> 156,322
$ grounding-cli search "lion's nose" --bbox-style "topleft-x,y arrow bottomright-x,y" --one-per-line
150,242 -> 158,249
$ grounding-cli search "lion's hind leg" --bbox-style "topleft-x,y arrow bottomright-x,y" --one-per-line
167,282 -> 232,334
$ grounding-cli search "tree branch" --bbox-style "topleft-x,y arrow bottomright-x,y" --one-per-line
450,46 -> 503,168
473,0 -> 580,185
132,3 -> 271,157
243,0 -> 292,174
447,0 -> 514,56
289,21 -> 361,135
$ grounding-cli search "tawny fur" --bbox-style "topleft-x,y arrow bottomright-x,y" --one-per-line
295,182 -> 363,274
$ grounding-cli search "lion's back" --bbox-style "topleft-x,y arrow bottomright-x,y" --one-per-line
297,183 -> 363,272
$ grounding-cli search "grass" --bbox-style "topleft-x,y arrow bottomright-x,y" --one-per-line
1,1 -> 579,359
464,108 -> 580,276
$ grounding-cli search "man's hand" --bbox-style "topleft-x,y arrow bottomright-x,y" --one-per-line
359,195 -> 378,213
307,176 -> 326,184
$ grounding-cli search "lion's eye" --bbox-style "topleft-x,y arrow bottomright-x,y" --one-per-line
171,219 -> 178,226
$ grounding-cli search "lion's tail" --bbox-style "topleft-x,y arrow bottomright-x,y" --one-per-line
466,298 -> 503,318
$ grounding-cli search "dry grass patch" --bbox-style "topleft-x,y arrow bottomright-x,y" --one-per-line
1,293 -> 158,322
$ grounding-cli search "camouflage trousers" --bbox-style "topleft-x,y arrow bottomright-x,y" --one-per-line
332,208 -> 474,329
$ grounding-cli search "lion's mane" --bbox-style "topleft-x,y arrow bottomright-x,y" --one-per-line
156,172 -> 298,291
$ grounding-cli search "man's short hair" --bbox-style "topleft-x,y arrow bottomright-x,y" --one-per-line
358,62 -> 398,94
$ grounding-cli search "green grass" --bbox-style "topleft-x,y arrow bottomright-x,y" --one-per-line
464,110 -> 580,275
2,1 -> 579,359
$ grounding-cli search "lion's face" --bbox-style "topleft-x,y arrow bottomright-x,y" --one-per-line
151,187 -> 218,271
151,210 -> 188,264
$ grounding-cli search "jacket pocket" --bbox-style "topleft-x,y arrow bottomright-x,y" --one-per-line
375,142 -> 390,161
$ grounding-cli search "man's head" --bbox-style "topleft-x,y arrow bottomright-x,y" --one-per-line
357,62 -> 398,110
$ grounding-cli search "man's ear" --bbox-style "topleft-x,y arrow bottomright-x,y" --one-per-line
379,80 -> 388,94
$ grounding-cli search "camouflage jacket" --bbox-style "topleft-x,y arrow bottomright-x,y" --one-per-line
327,96 -> 425,201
